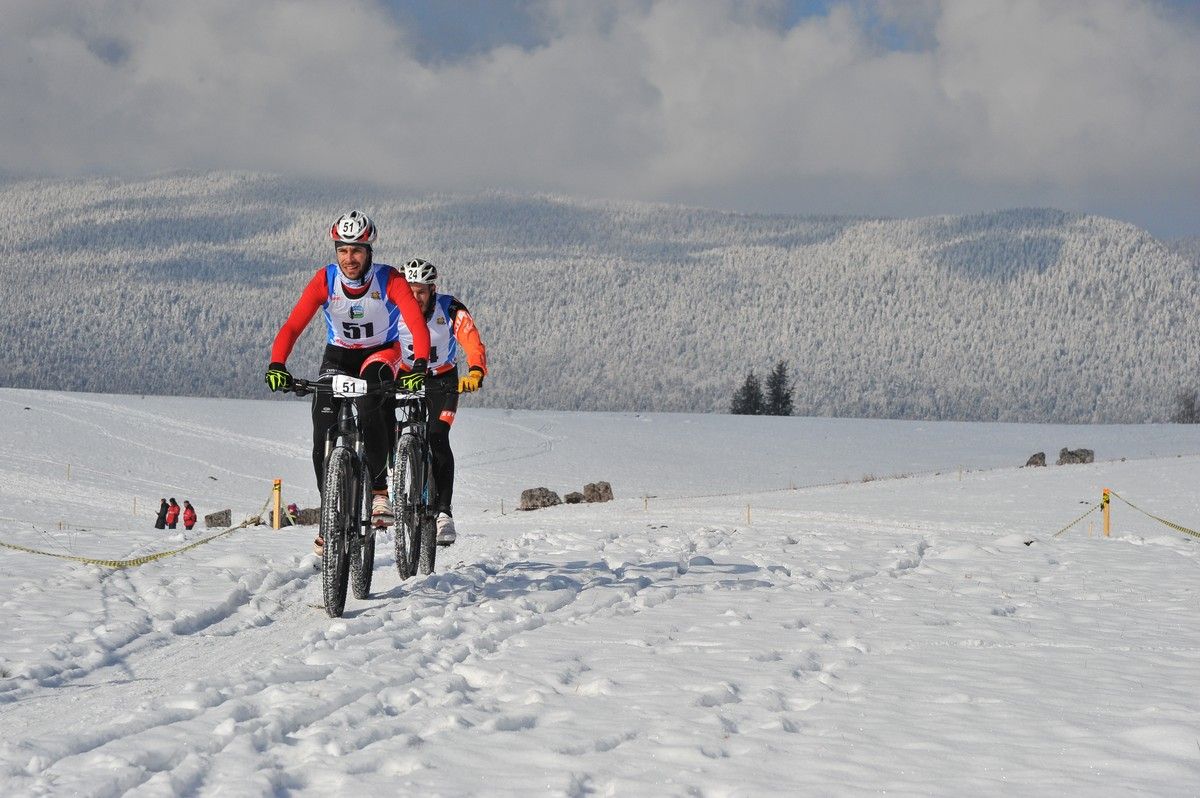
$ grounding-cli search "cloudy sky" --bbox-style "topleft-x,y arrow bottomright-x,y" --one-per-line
5,0 -> 1199,237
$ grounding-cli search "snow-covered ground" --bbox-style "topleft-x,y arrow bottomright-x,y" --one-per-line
1,387 -> 1199,796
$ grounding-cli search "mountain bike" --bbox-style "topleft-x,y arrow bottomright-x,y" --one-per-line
391,388 -> 439,579
290,374 -> 393,617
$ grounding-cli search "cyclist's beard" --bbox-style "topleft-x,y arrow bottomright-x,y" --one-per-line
338,253 -> 372,288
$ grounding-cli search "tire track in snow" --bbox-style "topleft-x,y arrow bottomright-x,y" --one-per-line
0,554 -> 323,740
455,416 -> 558,471
4,515 -> 941,793
0,393 -> 295,487
2,521 -> 769,791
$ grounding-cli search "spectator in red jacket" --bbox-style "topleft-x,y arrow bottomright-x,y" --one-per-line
166,498 -> 180,529
182,501 -> 197,531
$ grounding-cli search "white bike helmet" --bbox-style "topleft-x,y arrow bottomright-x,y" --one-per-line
404,258 -> 438,284
330,210 -> 378,247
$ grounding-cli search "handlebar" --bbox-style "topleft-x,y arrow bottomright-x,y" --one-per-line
287,377 -> 425,400
286,373 -> 467,398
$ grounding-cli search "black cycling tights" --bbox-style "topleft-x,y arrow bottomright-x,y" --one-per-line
428,419 -> 454,514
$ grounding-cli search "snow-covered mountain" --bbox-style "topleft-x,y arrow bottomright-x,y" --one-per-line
2,172 -> 1197,421
2,388 -> 1199,794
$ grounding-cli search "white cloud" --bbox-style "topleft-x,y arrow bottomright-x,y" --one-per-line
3,0 -> 1198,235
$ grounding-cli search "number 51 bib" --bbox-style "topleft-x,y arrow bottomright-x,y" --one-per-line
321,264 -> 400,349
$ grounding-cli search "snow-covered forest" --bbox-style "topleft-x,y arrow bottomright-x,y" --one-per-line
2,171 -> 1196,422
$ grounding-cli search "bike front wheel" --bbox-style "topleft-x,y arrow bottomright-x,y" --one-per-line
320,446 -> 356,617
418,514 -> 437,576
392,434 -> 422,579
350,514 -> 375,600
418,458 -> 437,576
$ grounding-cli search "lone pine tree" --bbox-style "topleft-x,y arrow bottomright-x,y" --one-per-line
765,361 -> 794,416
731,371 -> 765,415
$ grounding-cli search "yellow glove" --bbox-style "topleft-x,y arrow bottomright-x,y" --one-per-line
458,368 -> 484,393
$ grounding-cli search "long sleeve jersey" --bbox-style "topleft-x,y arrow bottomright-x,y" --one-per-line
270,263 -> 431,367
395,293 -> 487,376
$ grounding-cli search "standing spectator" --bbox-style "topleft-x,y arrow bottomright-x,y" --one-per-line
166,498 -> 180,529
154,498 -> 169,530
182,501 -> 197,531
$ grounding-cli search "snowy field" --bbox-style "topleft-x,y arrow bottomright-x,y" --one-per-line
1,387 -> 1199,796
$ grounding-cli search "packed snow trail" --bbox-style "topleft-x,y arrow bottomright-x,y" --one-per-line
2,389 -> 1199,794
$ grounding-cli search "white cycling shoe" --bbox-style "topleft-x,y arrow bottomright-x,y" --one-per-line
371,494 -> 394,527
436,512 -> 456,546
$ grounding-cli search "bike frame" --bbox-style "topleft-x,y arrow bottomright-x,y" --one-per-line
293,374 -> 413,615
394,394 -> 434,506
305,376 -> 380,542
289,375 -> 450,603
392,391 -> 439,574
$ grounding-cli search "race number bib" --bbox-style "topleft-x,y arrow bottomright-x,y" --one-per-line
331,375 -> 368,397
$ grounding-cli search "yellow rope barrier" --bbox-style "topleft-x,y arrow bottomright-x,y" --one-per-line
1108,491 -> 1200,541
1052,504 -> 1099,538
0,496 -> 274,569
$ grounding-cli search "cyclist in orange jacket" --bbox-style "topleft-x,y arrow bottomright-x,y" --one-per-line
394,258 -> 487,545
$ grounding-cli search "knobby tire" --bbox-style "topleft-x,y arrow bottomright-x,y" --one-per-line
392,435 -> 422,579
418,515 -> 437,575
320,446 -> 356,618
350,511 -> 375,600
418,458 -> 437,576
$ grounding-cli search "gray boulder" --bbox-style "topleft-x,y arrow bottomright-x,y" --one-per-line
1024,452 -> 1046,467
519,487 -> 562,511
1056,447 -> 1095,465
583,481 -> 614,503
204,509 -> 232,529
296,507 -> 320,525
564,492 -> 585,504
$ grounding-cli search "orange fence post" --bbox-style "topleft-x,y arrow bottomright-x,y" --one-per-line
273,479 -> 282,531
1102,488 -> 1111,537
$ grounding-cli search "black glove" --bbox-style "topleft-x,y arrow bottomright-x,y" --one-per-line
265,362 -> 292,392
399,358 -> 427,392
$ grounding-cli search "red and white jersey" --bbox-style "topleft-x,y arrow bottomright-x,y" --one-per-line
321,264 -> 400,349
270,263 -> 431,367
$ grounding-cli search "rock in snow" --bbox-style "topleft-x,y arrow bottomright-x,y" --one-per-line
1056,447 -> 1095,465
518,487 -> 562,510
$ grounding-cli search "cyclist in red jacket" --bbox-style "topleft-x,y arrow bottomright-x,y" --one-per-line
265,211 -> 431,548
